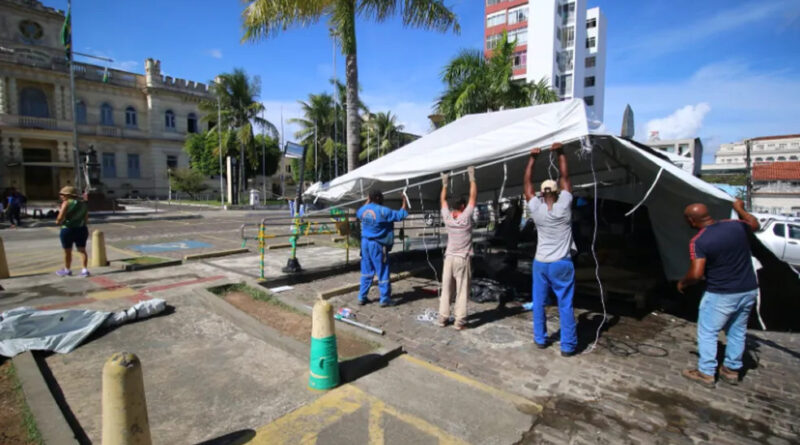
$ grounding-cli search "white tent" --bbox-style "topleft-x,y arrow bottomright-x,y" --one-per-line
305,100 -> 734,280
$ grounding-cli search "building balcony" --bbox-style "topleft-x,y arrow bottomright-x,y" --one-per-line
0,114 -> 71,132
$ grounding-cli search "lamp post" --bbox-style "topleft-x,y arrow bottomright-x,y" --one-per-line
167,168 -> 172,203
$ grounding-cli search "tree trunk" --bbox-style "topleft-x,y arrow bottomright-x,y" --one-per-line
345,53 -> 360,172
239,140 -> 246,204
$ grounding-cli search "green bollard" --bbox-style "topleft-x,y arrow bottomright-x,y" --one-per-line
308,300 -> 340,390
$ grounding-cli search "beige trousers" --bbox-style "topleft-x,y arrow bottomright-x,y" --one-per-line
439,255 -> 471,326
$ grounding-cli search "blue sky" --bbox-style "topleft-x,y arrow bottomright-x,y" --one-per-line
53,0 -> 800,163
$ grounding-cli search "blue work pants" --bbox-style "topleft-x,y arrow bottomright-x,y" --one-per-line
532,258 -> 577,353
359,239 -> 391,304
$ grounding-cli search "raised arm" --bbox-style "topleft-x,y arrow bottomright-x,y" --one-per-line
553,142 -> 572,193
524,148 -> 541,202
467,166 -> 477,207
733,198 -> 760,232
440,172 -> 449,210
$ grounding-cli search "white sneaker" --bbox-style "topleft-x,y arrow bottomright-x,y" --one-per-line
80,268 -> 90,277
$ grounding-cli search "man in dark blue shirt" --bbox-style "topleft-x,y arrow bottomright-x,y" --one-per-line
678,199 -> 760,388
356,189 -> 408,307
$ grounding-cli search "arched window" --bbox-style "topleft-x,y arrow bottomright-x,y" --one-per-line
75,100 -> 87,124
766,157 -> 775,161
100,103 -> 113,126
187,113 -> 197,133
778,156 -> 787,161
165,110 -> 175,130
790,156 -> 798,161
755,157 -> 763,162
125,106 -> 137,127
19,87 -> 49,117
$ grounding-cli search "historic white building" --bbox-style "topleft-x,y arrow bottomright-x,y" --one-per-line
704,134 -> 800,171
644,137 -> 703,176
752,161 -> 800,216
0,0 -> 213,200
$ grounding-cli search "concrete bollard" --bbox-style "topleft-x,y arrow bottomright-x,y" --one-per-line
308,300 -> 340,390
91,230 -> 108,267
102,352 -> 152,445
0,237 -> 9,279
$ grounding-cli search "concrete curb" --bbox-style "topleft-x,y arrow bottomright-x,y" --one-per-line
317,268 -> 428,300
24,213 -> 202,228
110,258 -> 183,272
183,248 -> 249,262
266,241 -> 315,250
12,352 -> 80,445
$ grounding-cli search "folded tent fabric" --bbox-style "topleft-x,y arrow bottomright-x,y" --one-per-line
305,100 -> 734,280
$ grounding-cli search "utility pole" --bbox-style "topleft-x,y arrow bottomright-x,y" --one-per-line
745,139 -> 753,211
261,109 -> 266,204
314,120 -> 318,183
332,35 -> 338,178
66,0 -> 81,191
280,106 -> 285,197
216,80 -> 224,207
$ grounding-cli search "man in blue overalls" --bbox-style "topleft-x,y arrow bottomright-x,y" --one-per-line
356,189 -> 408,307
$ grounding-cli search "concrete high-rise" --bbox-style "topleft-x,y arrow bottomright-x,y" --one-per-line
484,0 -> 606,122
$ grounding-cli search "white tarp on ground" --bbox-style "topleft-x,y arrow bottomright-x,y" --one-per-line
0,299 -> 166,357
305,99 -> 734,280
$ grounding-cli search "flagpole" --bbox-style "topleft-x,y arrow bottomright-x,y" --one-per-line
65,0 -> 81,191
217,82 -> 224,207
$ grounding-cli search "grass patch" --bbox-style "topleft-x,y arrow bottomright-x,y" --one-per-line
6,363 -> 43,445
122,256 -> 169,265
208,282 -> 304,315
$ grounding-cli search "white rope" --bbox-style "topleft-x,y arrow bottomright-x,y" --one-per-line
547,150 -> 559,181
498,163 -> 508,204
624,167 -> 664,217
403,179 -> 411,210
418,185 -> 440,296
586,144 -> 608,354
752,257 -> 767,330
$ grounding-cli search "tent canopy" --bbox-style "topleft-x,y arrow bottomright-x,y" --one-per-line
305,99 -> 734,280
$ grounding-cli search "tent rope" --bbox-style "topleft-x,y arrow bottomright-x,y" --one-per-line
498,162 -> 508,209
585,142 -> 608,354
418,184 -> 440,296
624,168 -> 664,217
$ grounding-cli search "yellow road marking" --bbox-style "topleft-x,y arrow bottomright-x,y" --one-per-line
88,287 -> 139,300
400,355 -> 542,414
107,244 -> 141,258
10,266 -> 61,277
250,384 -> 468,445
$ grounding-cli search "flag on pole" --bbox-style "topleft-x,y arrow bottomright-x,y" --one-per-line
60,6 -> 71,60
102,66 -> 109,83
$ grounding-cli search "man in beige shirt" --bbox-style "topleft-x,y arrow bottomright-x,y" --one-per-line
437,166 -> 478,330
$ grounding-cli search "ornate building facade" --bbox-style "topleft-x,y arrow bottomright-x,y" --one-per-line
0,0 -> 213,199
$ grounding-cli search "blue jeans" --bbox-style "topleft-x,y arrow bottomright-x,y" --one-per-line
697,289 -> 757,376
359,239 -> 391,304
532,258 -> 577,352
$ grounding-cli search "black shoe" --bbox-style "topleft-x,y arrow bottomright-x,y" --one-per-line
535,342 -> 549,349
379,300 -> 395,307
561,350 -> 576,357
358,299 -> 369,306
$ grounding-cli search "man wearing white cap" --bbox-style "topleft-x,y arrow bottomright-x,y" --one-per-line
523,142 -> 578,356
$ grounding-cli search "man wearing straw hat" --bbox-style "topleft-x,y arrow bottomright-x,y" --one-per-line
523,142 -> 578,357
55,186 -> 90,277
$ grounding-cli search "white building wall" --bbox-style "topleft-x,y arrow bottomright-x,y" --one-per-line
527,0 -> 558,89
585,7 -> 606,122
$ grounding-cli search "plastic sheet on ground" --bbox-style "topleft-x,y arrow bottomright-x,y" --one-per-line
0,299 -> 167,357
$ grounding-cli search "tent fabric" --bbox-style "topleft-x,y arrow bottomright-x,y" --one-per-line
305,100 -> 734,280
0,299 -> 166,357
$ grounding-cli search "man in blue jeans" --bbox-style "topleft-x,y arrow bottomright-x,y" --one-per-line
356,189 -> 408,307
524,142 -> 578,357
678,199 -> 760,387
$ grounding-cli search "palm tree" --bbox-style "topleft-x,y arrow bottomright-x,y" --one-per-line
359,111 -> 404,161
288,93 -> 335,181
436,31 -> 559,123
200,69 -> 277,200
242,0 -> 460,173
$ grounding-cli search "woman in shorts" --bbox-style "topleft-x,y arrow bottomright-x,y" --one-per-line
55,186 -> 90,277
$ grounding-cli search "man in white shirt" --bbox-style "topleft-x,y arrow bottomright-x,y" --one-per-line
523,142 -> 578,356
437,166 -> 477,330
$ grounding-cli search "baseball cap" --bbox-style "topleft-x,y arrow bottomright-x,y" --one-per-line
540,179 -> 558,194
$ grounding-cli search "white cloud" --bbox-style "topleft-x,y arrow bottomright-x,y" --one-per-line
618,0 -> 796,61
207,49 -> 223,59
645,103 -> 711,141
604,61 -> 800,164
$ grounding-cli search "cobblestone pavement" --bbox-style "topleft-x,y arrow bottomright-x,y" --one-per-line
276,265 -> 800,444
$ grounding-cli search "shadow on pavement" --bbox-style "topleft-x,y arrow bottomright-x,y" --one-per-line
34,351 -> 92,445
339,348 -> 404,385
195,429 -> 256,445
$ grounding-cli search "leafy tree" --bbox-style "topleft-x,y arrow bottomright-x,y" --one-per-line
436,31 -> 559,124
199,69 -> 277,198
184,130 -> 280,178
242,0 -> 460,173
360,111 -> 404,161
169,168 -> 208,199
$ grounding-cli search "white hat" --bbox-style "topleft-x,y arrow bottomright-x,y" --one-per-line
540,179 -> 558,194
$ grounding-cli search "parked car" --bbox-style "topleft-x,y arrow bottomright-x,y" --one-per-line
756,219 -> 800,266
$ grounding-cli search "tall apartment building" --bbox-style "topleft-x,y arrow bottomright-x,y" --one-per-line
0,0 -> 213,199
484,0 -> 607,122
